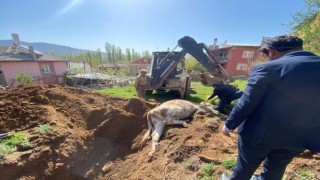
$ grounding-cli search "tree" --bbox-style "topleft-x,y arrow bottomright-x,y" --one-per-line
116,47 -> 123,63
143,50 -> 151,58
105,42 -> 113,64
289,0 -> 320,55
185,56 -> 205,72
125,48 -> 132,62
95,48 -> 102,65
131,48 -> 141,61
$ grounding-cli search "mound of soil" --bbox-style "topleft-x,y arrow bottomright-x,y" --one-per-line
0,85 -> 319,180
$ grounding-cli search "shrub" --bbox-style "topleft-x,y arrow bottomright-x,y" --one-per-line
297,169 -> 314,180
15,73 -> 32,85
185,57 -> 205,72
0,132 -> 30,155
183,156 -> 201,171
38,124 -> 53,133
221,159 -> 236,170
183,160 -> 193,170
201,162 -> 216,176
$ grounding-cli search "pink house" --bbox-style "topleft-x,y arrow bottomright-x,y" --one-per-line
0,45 -> 68,88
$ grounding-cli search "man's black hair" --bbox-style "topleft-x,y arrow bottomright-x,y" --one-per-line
260,35 -> 303,54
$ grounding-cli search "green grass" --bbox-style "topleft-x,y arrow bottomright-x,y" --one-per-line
95,80 -> 248,104
297,169 -> 314,180
183,160 -> 193,170
201,176 -> 216,180
230,79 -> 248,91
221,159 -> 237,170
95,85 -> 137,99
187,82 -> 213,103
38,124 -> 53,134
95,82 -> 211,103
0,132 -> 30,155
201,162 -> 216,176
0,144 -> 12,154
205,117 -> 220,125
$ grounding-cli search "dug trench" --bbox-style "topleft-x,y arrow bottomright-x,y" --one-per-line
0,85 -> 319,180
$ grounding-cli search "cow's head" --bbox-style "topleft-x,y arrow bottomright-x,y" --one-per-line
198,102 -> 228,119
198,102 -> 216,112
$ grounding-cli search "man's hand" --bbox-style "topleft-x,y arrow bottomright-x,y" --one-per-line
0,101 -> 4,106
212,96 -> 218,101
221,125 -> 233,137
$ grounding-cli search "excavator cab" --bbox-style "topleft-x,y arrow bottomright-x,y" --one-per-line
146,51 -> 190,98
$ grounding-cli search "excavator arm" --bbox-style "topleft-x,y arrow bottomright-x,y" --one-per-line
178,36 -> 231,83
147,36 -> 232,97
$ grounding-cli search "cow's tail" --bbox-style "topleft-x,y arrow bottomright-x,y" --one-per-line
141,112 -> 153,147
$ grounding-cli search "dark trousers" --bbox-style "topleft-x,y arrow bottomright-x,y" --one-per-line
231,136 -> 303,180
216,91 -> 243,114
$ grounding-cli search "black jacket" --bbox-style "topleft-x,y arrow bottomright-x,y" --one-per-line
208,84 -> 241,102
226,51 -> 320,152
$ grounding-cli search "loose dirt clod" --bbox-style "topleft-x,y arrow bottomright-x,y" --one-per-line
0,85 -> 318,180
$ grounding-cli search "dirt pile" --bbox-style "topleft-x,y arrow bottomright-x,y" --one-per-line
0,85 -> 319,180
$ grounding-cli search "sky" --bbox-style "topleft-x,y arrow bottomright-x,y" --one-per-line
0,0 -> 307,53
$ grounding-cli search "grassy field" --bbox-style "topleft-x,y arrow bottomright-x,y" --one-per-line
230,79 -> 247,91
96,79 -> 247,104
96,86 -> 137,99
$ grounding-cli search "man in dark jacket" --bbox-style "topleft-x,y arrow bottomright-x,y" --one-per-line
206,82 -> 243,114
221,35 -> 320,180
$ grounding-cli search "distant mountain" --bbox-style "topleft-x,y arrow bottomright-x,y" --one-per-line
0,40 -> 99,55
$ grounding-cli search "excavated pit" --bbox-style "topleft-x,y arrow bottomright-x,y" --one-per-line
0,85 -> 319,180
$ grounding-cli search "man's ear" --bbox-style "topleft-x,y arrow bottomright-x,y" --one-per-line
268,49 -> 275,57
268,48 -> 280,60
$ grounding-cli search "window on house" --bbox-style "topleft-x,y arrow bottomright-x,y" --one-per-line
236,63 -> 248,70
242,51 -> 255,58
219,51 -> 226,58
41,64 -> 53,73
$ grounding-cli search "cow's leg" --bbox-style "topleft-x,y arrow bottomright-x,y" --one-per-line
164,118 -> 188,127
150,120 -> 165,156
